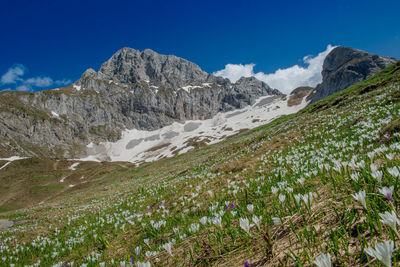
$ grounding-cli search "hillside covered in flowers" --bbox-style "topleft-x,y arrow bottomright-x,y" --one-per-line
1,61 -> 400,266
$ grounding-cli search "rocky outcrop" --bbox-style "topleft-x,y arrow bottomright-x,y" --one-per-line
0,47 -> 280,158
308,46 -> 396,103
288,86 -> 313,107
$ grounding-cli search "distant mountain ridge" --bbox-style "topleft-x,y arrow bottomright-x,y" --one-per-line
0,48 -> 280,158
0,46 -> 396,159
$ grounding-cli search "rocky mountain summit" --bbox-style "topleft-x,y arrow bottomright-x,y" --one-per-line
0,48 -> 280,158
0,46 -> 396,159
308,46 -> 396,103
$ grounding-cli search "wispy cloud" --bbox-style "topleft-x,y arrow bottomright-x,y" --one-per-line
214,45 -> 336,94
25,77 -> 54,87
55,79 -> 72,86
1,64 -> 26,84
0,64 -> 72,92
15,85 -> 31,92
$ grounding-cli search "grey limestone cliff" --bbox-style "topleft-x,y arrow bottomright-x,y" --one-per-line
0,47 -> 280,158
308,46 -> 396,103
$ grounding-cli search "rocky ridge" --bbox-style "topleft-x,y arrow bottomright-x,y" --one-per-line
0,48 -> 280,158
0,46 -> 395,159
308,46 -> 396,103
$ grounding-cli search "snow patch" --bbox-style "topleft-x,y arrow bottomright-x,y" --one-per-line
73,84 -> 81,91
180,83 -> 212,92
69,162 -> 80,170
80,92 -> 310,164
0,161 -> 12,170
51,111 -> 59,118
0,156 -> 26,161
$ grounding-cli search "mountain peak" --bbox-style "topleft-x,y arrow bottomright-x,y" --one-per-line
96,47 -> 210,88
308,46 -> 397,103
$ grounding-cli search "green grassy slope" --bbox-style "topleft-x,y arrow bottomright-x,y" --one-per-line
0,61 -> 400,266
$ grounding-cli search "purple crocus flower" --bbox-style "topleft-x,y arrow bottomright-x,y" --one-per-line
230,203 -> 236,209
244,260 -> 250,267
131,256 -> 135,265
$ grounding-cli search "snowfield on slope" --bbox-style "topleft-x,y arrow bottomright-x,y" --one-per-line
81,94 -> 309,163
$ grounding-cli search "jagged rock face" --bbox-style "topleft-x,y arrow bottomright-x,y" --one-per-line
73,48 -> 280,130
98,48 -> 214,88
0,47 -> 280,158
308,46 -> 396,103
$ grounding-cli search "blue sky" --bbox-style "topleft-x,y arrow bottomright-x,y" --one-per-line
1,0 -> 399,92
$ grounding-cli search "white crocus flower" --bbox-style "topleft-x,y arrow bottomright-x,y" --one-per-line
137,261 -> 151,267
135,246 -> 141,256
297,178 -> 305,185
379,210 -> 400,231
239,218 -> 254,235
247,204 -> 254,214
302,192 -> 313,205
371,170 -> 383,183
252,215 -> 262,230
350,173 -> 359,182
189,223 -> 200,233
386,153 -> 394,160
272,217 -> 282,225
368,152 -> 375,161
294,194 -> 302,205
162,242 -> 173,256
388,167 -> 400,178
352,190 -> 367,209
314,253 -> 331,267
200,216 -> 208,226
371,163 -> 379,172
365,241 -> 394,267
211,216 -> 222,228
378,186 -> 394,201
271,186 -> 278,194
279,194 -> 286,204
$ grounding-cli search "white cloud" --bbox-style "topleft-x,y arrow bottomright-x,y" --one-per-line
0,64 -> 72,91
214,45 -> 336,94
15,85 -> 31,91
55,79 -> 73,86
26,77 -> 53,87
213,63 -> 256,83
1,64 -> 26,84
